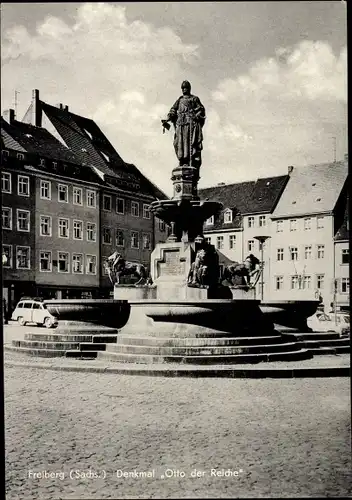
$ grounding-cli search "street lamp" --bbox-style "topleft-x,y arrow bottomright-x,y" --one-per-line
253,235 -> 271,301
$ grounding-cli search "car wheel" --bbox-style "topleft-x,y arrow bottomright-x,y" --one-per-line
44,317 -> 54,328
18,316 -> 26,326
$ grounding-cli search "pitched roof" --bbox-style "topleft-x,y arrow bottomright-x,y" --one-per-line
41,101 -> 167,200
1,117 -> 79,163
242,175 -> 289,214
272,161 -> 348,218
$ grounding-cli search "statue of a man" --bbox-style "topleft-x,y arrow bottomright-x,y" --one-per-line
162,80 -> 206,170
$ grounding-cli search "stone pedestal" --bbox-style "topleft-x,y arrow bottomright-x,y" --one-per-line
171,165 -> 199,200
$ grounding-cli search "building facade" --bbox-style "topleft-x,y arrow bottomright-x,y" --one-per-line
2,90 -> 168,310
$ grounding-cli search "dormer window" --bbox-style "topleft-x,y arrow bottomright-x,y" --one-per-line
2,150 -> 9,157
40,158 -> 45,166
223,209 -> 233,223
206,216 -> 214,226
52,162 -> 57,169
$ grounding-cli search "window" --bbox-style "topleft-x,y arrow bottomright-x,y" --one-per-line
58,252 -> 69,273
58,218 -> 69,238
248,240 -> 255,252
18,176 -> 30,196
229,235 -> 236,249
317,244 -> 325,259
259,215 -> 266,227
276,276 -> 284,290
205,237 -> 211,245
277,248 -> 284,261
2,207 -> 12,230
302,276 -> 311,289
304,218 -> 312,231
52,162 -> 57,169
341,278 -> 350,294
17,210 -> 30,232
16,246 -> 30,269
116,230 -> 124,247
158,220 -> 165,231
73,220 -> 83,240
2,150 -> 9,157
39,251 -> 52,272
304,245 -> 312,259
276,220 -> 283,232
86,255 -> 97,274
103,195 -> 112,211
224,209 -> 232,223
291,275 -> 300,290
87,190 -> 96,208
40,180 -> 51,200
143,204 -> 151,219
58,184 -> 68,203
39,158 -> 45,167
317,216 -> 325,229
103,227 -> 112,244
316,274 -> 324,289
2,245 -> 12,267
143,234 -> 151,250
131,231 -> 139,249
73,187 -> 83,205
216,236 -> 224,250
342,249 -> 349,264
86,222 -> 97,242
17,153 -> 24,160
1,172 -> 11,193
206,216 -> 214,226
248,216 -> 255,228
290,247 -> 298,260
131,201 -> 139,217
72,254 -> 83,274
289,219 -> 297,231
40,216 -> 52,237
116,198 -> 124,214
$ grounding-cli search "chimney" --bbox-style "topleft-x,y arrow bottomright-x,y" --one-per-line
32,89 -> 42,127
3,109 -> 15,124
288,165 -> 294,174
64,105 -> 69,112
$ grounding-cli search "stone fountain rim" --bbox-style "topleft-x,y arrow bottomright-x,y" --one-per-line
43,299 -> 128,304
125,299 -> 260,306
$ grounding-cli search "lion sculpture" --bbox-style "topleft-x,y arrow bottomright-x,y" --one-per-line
222,254 -> 261,291
105,251 -> 148,286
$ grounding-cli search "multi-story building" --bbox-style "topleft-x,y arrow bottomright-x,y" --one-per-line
270,160 -> 348,309
2,89 -> 168,309
334,193 -> 349,312
1,133 -> 36,308
1,113 -> 102,308
199,161 -> 349,308
26,91 -> 167,293
199,174 -> 289,298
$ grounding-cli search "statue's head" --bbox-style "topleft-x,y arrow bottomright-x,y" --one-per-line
181,80 -> 191,95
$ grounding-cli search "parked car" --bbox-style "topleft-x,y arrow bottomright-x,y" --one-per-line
307,312 -> 350,336
11,298 -> 58,328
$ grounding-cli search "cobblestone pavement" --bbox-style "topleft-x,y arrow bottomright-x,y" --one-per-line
5,362 -> 351,499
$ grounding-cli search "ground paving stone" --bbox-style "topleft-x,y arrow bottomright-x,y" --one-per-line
4,361 -> 352,499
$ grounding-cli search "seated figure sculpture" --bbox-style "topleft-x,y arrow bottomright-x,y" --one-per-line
105,251 -> 148,286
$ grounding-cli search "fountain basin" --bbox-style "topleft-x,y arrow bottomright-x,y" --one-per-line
260,300 -> 319,332
44,299 -> 130,330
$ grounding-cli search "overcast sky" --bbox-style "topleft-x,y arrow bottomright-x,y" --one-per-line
1,2 -> 347,195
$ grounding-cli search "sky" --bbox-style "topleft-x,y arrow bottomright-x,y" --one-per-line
1,1 -> 347,196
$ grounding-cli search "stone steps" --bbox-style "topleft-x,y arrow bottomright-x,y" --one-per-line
97,348 -> 313,365
106,341 -> 302,356
23,332 -> 118,343
303,338 -> 350,348
65,350 -> 97,359
115,335 -> 286,347
12,340 -> 80,350
5,345 -> 68,358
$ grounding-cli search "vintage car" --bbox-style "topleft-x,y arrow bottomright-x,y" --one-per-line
11,298 -> 58,328
307,312 -> 350,336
